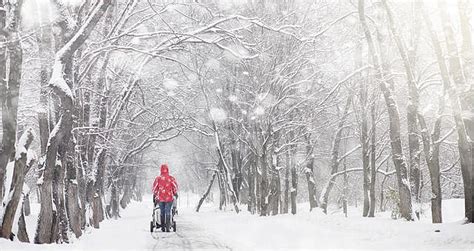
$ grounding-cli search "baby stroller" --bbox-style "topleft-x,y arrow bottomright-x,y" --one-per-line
150,196 -> 177,233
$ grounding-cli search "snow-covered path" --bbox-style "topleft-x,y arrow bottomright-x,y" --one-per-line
1,200 -> 231,251
2,198 -> 474,250
148,214 -> 230,250
74,201 -> 230,251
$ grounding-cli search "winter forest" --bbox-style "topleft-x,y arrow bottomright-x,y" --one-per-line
0,0 -> 473,250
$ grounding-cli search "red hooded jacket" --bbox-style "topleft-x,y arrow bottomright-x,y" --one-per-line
152,164 -> 178,202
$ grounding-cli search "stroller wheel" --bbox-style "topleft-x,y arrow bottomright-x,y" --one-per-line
150,221 -> 154,233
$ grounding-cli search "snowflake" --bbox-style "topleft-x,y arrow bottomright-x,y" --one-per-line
210,108 -> 227,122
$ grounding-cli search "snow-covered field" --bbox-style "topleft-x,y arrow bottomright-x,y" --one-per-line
196,199 -> 474,250
1,195 -> 473,250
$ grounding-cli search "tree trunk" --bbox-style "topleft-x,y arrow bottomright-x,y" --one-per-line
17,205 -> 29,243
438,0 -> 474,223
36,0 -> 54,156
196,171 -> 217,212
382,0 -> 422,204
1,129 -> 33,239
65,143 -> 82,237
282,148 -> 290,214
35,124 -> 60,243
422,4 -> 474,222
270,169 -> 281,215
35,0 -> 112,243
0,0 -> 23,202
305,135 -> 318,211
290,161 -> 297,215
23,193 -> 30,216
457,0 -> 474,223
359,0 -> 413,220
418,103 -> 443,223
368,103 -> 377,217
319,95 -> 352,214
248,156 -> 257,214
343,161 -> 348,217
354,33 -> 370,217
361,110 -> 370,217
260,146 -> 269,216
0,0 -> 6,200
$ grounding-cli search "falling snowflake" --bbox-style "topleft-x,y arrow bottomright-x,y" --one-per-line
228,95 -> 238,103
254,106 -> 265,116
205,58 -> 221,70
210,108 -> 227,122
163,78 -> 178,90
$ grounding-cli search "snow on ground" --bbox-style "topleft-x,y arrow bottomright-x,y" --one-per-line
1,195 -> 473,250
195,199 -> 474,250
1,196 -> 229,251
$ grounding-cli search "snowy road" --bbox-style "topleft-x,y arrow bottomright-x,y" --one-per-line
2,198 -> 474,250
148,215 -> 230,250
1,201 -> 231,251
76,201 -> 231,251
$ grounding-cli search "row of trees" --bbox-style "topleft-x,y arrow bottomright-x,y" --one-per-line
0,0 -> 473,245
0,0 -> 276,243
190,0 -> 473,225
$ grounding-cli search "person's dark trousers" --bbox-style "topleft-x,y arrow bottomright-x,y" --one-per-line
159,201 -> 173,232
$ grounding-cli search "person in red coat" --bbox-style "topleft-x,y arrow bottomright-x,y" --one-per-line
152,164 -> 178,232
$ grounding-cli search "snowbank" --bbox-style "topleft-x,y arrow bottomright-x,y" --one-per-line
185,199 -> 474,250
1,197 -> 472,250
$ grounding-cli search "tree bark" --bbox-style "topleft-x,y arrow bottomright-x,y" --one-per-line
17,205 -> 29,242
418,101 -> 443,223
196,171 -> 217,212
319,95 -> 352,214
361,86 -> 370,217
282,147 -> 290,214
382,0 -> 422,203
368,103 -> 377,217
248,156 -> 257,214
35,0 -> 112,243
457,0 -> 474,223
1,129 -> 34,239
65,143 -> 81,237
290,164 -> 297,215
0,0 -> 23,203
359,0 -> 413,220
422,5 -> 474,222
0,0 -> 7,200
305,136 -> 318,211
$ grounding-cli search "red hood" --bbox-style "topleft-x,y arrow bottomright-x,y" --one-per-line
160,164 -> 169,175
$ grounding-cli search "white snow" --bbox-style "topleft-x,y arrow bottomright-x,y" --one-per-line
50,59 -> 74,99
0,161 -> 15,223
228,95 -> 238,103
162,78 -> 179,90
209,107 -> 227,123
36,174 -> 44,185
205,58 -> 221,70
1,197 -> 472,250
26,148 -> 37,166
194,199 -> 474,250
15,128 -> 34,161
254,106 -> 265,116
